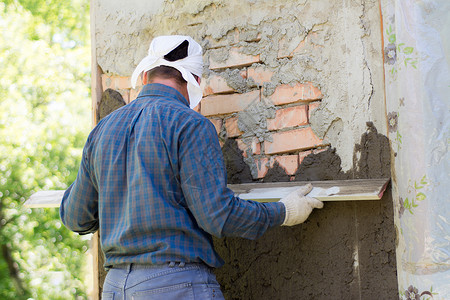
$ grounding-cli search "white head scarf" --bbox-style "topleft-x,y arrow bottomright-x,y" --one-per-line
131,35 -> 204,109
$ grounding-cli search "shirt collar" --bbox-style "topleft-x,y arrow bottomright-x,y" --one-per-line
136,83 -> 190,107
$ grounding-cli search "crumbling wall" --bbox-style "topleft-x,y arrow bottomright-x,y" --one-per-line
94,0 -> 398,298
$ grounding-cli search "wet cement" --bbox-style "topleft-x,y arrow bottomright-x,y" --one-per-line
215,123 -> 398,299
222,139 -> 253,184
98,88 -> 126,121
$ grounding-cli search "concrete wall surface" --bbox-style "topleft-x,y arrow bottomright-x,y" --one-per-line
93,0 -> 398,298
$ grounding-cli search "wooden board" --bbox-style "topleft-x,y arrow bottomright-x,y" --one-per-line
24,178 -> 390,208
24,190 -> 66,208
229,178 -> 390,202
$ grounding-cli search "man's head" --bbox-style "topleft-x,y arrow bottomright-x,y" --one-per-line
131,35 -> 204,108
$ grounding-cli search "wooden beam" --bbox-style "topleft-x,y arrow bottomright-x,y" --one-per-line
24,178 -> 390,208
229,178 -> 390,202
24,190 -> 65,208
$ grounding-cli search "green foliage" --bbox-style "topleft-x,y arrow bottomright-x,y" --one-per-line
1,0 -> 89,45
0,0 -> 91,298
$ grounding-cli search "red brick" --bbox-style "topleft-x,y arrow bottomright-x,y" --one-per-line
101,74 -> 112,91
274,155 -> 299,175
208,118 -> 222,134
115,76 -> 131,90
265,127 -> 324,154
236,138 -> 261,158
254,154 -> 298,178
247,66 -> 273,86
267,82 -> 323,105
308,101 -> 321,122
298,147 -> 328,165
209,47 -> 261,69
201,74 -> 235,96
298,150 -> 312,164
252,139 -> 261,155
193,103 -> 201,113
225,116 -> 242,137
255,157 -> 270,179
201,90 -> 260,116
267,105 -> 308,131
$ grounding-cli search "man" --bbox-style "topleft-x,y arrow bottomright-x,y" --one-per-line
60,35 -> 323,299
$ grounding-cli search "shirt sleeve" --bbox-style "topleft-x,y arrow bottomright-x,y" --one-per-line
179,117 -> 286,240
60,142 -> 99,235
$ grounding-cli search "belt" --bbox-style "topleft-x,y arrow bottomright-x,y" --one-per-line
110,261 -> 207,270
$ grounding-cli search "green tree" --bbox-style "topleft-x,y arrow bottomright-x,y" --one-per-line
0,0 -> 91,298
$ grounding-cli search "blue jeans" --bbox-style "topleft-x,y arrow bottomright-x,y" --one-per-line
101,262 -> 225,300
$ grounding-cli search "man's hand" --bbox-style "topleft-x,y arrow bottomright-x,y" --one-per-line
279,184 -> 324,226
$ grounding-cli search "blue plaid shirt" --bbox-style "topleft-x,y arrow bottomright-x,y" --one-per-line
60,83 -> 285,268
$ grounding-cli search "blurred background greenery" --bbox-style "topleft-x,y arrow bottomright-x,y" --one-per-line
0,0 -> 92,298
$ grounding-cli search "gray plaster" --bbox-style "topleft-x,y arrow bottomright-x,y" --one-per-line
95,0 -> 386,171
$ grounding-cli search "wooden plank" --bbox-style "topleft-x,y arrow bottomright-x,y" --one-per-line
24,190 -> 66,208
229,178 -> 390,202
24,179 -> 390,208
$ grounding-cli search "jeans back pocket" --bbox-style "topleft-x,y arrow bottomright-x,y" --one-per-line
132,282 -> 194,300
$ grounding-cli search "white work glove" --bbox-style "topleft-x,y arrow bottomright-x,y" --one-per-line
279,183 -> 324,226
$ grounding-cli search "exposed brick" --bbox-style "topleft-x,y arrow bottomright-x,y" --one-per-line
115,76 -> 131,90
255,157 -> 270,179
225,116 -> 242,138
265,127 -> 324,154
236,138 -> 261,158
201,90 -> 260,116
308,101 -> 321,122
267,105 -> 308,131
298,147 -> 328,165
267,82 -> 323,105
134,74 -> 143,88
101,74 -> 112,91
240,69 -> 248,79
193,103 -> 201,113
209,47 -> 261,70
274,155 -> 299,175
208,118 -> 223,135
252,139 -> 261,155
298,150 -> 312,164
201,74 -> 235,96
247,66 -> 273,86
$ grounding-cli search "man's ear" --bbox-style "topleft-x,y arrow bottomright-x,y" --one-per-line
142,72 -> 149,85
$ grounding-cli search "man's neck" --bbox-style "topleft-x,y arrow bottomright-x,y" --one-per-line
149,78 -> 189,104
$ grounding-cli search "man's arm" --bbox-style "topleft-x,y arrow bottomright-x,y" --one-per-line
179,117 -> 285,240
60,146 -> 99,235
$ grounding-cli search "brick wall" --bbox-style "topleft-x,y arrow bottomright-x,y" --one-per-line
100,35 -> 328,182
